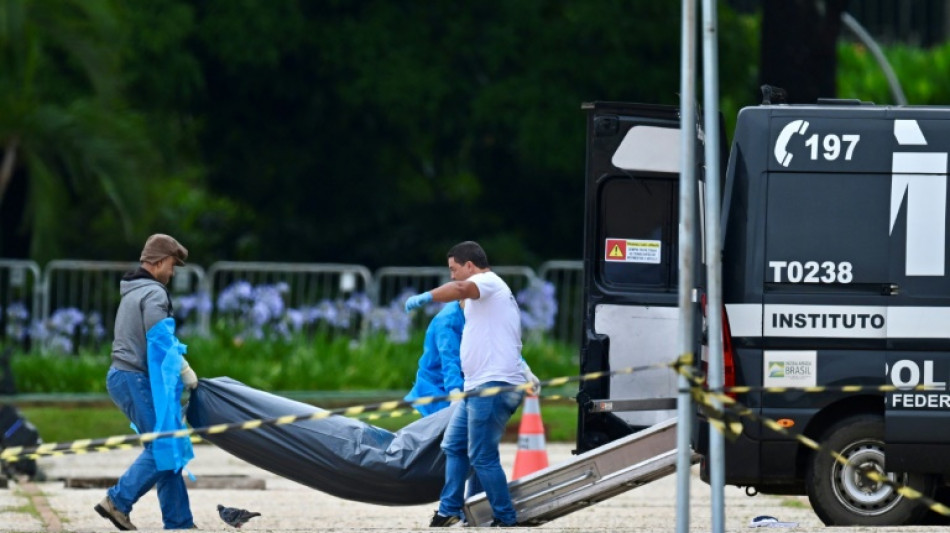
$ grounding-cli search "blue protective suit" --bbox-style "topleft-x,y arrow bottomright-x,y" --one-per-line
405,302 -> 465,416
146,317 -> 194,472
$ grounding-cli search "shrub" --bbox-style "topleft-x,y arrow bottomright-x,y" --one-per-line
6,280 -> 577,393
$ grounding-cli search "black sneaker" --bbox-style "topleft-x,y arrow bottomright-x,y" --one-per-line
490,519 -> 519,527
429,511 -> 461,527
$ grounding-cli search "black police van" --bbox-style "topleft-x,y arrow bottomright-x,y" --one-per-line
575,100 -> 950,526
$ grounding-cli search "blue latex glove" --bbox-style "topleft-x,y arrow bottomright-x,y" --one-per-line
405,292 -> 433,312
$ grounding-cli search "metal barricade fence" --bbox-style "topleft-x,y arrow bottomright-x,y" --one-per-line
372,267 -> 451,308
41,260 -> 207,351
372,265 -> 539,339
492,266 -> 538,296
0,260 -> 42,349
538,260 -> 584,347
205,262 -> 373,338
2,258 -> 583,350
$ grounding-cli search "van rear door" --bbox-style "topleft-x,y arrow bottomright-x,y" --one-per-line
576,102 -> 704,452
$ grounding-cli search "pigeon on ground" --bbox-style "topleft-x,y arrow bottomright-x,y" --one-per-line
217,504 -> 262,528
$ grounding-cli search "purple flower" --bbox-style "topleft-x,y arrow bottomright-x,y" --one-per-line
49,308 -> 84,336
49,335 -> 73,354
217,281 -> 254,313
85,311 -> 106,341
517,281 -> 558,334
367,302 -> 412,343
250,300 -> 271,326
285,309 -> 305,331
252,284 -> 286,319
344,293 -> 373,316
174,292 -> 212,320
4,301 -> 30,342
28,320 -> 49,341
26,308 -> 105,354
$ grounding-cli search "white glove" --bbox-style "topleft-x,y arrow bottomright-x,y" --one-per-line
449,388 -> 463,405
522,366 -> 541,396
181,364 -> 198,390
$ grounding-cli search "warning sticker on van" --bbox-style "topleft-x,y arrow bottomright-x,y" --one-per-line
605,238 -> 661,264
763,350 -> 817,388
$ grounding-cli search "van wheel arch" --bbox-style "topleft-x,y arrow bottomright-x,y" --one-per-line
795,395 -> 882,480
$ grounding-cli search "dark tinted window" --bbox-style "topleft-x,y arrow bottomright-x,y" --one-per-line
766,172 -> 891,284
598,177 -> 678,288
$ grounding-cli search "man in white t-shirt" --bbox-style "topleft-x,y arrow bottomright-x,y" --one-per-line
405,241 -> 536,527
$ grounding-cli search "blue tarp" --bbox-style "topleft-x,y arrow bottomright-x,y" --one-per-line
146,317 -> 194,472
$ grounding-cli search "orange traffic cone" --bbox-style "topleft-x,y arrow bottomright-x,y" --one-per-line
512,395 -> 549,479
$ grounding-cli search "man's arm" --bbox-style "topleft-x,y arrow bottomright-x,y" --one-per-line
405,281 -> 480,312
142,288 -> 171,331
430,281 -> 480,302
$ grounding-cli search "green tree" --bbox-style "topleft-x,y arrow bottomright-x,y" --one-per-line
0,0 -> 156,262
187,0 -> 758,266
0,0 -> 760,266
838,40 -> 950,105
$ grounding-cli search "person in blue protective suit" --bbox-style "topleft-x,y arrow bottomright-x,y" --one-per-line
95,234 -> 198,531
404,300 -> 487,504
406,241 -> 540,528
404,283 -> 541,519
404,301 -> 465,416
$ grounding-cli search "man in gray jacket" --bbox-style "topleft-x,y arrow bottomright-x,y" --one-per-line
95,234 -> 199,530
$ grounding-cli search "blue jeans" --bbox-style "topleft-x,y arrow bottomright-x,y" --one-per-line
439,381 -> 523,525
106,368 -> 194,529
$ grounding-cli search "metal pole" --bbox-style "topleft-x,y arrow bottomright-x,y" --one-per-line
702,0 -> 725,531
840,12 -> 907,106
675,0 -> 697,532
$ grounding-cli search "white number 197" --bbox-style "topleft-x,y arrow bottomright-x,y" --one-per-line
804,134 -> 860,161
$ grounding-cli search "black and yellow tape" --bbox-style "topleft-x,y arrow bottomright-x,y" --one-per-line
676,363 -> 950,517
0,436 -> 207,463
0,361 -> 674,463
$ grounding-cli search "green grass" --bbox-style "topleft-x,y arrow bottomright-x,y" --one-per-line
20,397 -> 579,446
1,504 -> 39,518
508,401 -> 577,442
20,405 -> 132,443
779,498 -> 810,509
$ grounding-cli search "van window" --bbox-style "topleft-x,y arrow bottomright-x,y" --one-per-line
765,172 -> 891,286
598,176 -> 678,288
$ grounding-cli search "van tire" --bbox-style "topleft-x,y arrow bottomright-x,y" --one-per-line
805,414 -> 934,526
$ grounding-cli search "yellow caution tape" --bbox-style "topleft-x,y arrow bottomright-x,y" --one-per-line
676,363 -> 950,517
0,361 -> 673,462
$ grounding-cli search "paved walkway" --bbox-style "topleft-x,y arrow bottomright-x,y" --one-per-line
0,443 -> 933,532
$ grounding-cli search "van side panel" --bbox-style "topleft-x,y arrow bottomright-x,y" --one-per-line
720,104 -> 950,490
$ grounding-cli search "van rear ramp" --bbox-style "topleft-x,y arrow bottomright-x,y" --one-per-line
463,417 -> 697,527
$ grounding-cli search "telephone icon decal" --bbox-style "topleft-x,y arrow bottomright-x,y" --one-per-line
774,119 -> 810,167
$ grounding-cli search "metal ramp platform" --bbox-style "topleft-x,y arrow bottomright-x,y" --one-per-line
463,417 -> 694,527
